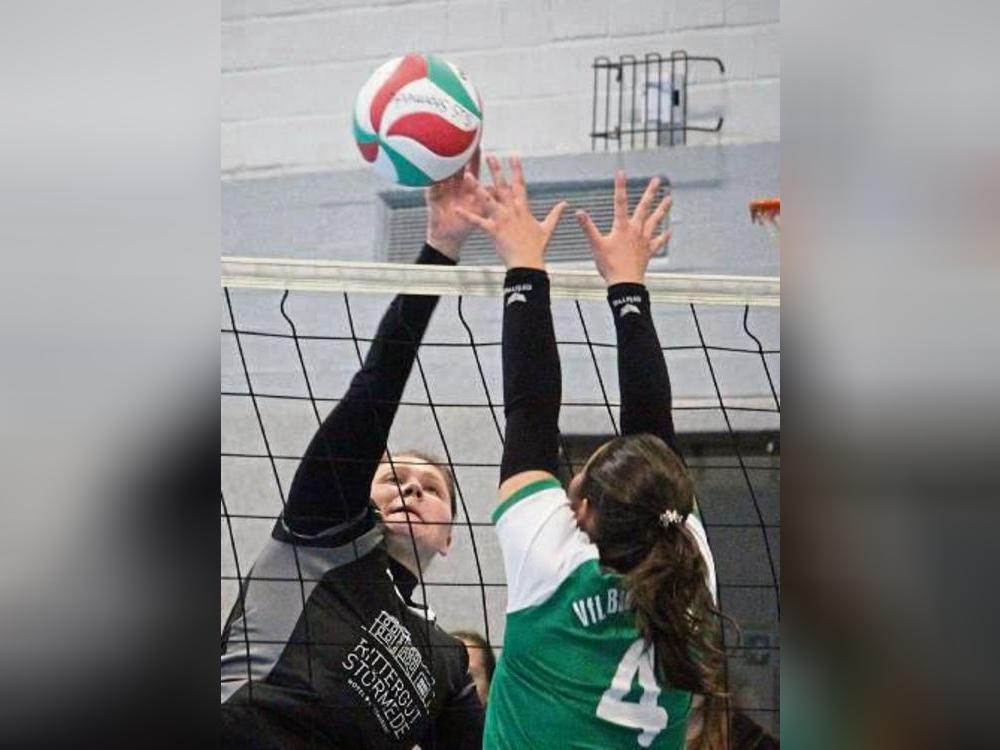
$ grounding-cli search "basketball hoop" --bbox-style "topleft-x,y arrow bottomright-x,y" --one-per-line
749,198 -> 780,248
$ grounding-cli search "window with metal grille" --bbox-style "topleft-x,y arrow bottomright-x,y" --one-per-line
380,178 -> 670,265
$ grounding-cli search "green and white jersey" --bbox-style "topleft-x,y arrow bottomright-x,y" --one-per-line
483,478 -> 717,750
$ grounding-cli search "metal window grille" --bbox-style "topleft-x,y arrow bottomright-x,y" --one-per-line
591,51 -> 725,151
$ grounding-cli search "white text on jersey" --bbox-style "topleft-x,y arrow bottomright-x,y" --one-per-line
571,587 -> 626,628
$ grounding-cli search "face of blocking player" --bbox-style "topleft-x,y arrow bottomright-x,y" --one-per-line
370,454 -> 454,570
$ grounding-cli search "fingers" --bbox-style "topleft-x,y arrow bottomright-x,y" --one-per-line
445,169 -> 465,190
461,170 -> 480,190
509,154 -> 527,200
650,229 -> 671,256
466,147 -> 481,179
576,210 -> 602,247
542,200 -> 569,235
430,166 -> 468,198
463,172 -> 496,210
613,169 -> 628,225
455,206 -> 495,234
486,155 -> 509,193
632,176 -> 661,225
644,195 -> 672,237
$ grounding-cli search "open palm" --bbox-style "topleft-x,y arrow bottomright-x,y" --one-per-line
576,171 -> 671,286
455,154 -> 568,270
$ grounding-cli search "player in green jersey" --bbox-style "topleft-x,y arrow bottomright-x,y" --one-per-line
457,157 -> 726,749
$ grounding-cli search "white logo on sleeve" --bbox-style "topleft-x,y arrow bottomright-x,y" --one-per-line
506,292 -> 527,306
618,303 -> 640,318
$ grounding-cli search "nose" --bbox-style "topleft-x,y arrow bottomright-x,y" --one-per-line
401,480 -> 423,500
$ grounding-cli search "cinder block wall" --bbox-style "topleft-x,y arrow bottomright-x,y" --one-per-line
222,0 -> 779,177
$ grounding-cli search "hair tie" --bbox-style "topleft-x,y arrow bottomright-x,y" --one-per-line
659,508 -> 684,530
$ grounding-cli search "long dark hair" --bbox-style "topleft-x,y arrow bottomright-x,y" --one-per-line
579,434 -> 727,699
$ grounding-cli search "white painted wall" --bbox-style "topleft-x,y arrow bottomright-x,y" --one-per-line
222,0 -> 779,177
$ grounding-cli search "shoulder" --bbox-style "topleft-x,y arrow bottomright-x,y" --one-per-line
272,506 -> 379,548
684,507 -> 718,603
428,626 -> 474,685
253,524 -> 386,584
493,473 -> 566,524
491,477 -> 601,613
430,624 -> 470,654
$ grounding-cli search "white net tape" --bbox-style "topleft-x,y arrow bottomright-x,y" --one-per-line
221,257 -> 780,307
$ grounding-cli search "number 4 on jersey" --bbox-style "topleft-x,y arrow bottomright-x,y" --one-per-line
596,638 -> 668,748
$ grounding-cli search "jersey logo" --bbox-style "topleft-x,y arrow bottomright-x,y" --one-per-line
618,303 -> 641,318
341,610 -> 435,740
506,292 -> 527,306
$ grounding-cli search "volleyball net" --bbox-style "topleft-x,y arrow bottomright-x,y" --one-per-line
221,258 -> 780,734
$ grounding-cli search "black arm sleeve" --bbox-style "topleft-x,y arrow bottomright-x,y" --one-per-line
277,244 -> 455,540
608,282 -> 680,457
499,268 -> 562,483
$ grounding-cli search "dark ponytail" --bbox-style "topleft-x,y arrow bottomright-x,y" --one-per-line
626,521 -> 725,695
580,434 -> 727,698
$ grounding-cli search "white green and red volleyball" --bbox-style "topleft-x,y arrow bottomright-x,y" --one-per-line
353,53 -> 483,188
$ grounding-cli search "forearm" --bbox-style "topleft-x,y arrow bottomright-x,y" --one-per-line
499,268 -> 562,483
282,244 -> 455,536
609,282 -> 679,456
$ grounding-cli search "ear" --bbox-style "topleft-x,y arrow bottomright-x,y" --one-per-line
577,497 -> 597,534
438,532 -> 454,558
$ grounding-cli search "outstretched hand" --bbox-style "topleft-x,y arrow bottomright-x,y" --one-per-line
425,148 -> 487,260
576,170 -> 671,286
455,154 -> 568,270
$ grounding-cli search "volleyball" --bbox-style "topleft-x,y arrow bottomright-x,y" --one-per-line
353,53 -> 483,187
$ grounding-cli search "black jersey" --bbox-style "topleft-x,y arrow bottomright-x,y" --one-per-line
221,245 -> 483,749
221,522 -> 482,749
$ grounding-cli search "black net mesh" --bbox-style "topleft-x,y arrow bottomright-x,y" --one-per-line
221,285 -> 780,738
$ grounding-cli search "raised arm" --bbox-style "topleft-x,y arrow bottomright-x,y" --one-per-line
576,171 -> 679,456
455,155 -> 567,501
279,155 -> 486,540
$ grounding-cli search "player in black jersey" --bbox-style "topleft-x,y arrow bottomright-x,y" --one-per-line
221,155 -> 487,749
